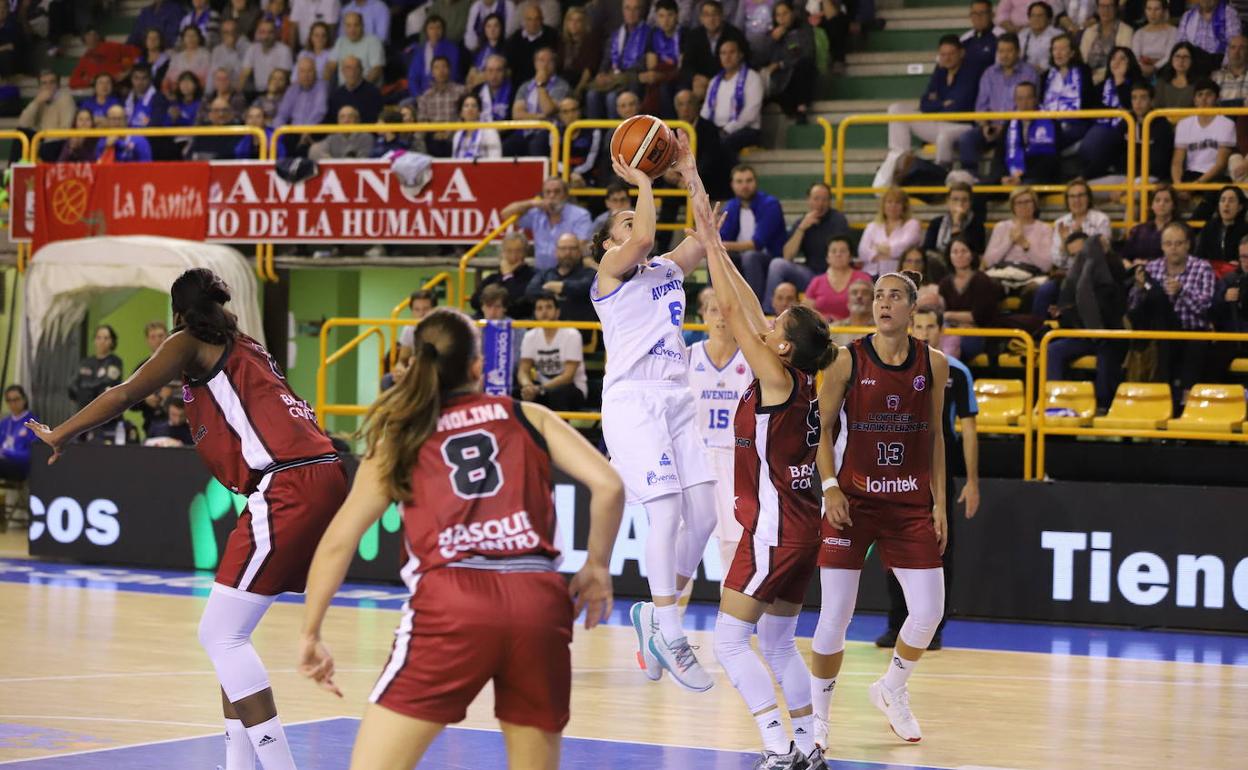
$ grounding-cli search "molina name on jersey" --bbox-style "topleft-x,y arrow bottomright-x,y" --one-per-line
592,257 -> 691,392
183,333 -> 336,495
401,393 -> 560,574
834,335 -> 933,508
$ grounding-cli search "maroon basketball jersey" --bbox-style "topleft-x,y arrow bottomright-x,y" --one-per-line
183,333 -> 336,495
836,335 -> 934,507
734,365 -> 822,547
401,393 -> 560,574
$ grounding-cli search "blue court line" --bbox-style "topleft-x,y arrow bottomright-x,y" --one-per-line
0,717 -> 950,770
2,557 -> 1245,667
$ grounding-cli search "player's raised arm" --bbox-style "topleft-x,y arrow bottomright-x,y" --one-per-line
520,401 -> 624,629
598,156 -> 657,282
816,347 -> 852,529
664,131 -> 712,276
26,331 -> 200,462
298,451 -> 392,697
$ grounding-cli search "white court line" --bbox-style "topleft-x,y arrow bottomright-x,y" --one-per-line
0,716 -> 351,766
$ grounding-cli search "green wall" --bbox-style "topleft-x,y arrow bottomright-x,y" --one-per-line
87,288 -> 170,433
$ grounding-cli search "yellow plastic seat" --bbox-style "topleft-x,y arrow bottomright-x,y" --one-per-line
1041,381 -> 1095,427
974,379 -> 1024,427
968,353 -> 990,368
1166,384 -> 1247,434
1070,356 -> 1096,371
1230,358 -> 1248,375
1093,383 -> 1173,430
998,353 -> 1025,368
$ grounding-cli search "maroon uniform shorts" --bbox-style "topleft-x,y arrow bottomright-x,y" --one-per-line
370,565 -> 574,733
817,496 -> 943,570
216,459 -> 348,596
724,534 -> 819,605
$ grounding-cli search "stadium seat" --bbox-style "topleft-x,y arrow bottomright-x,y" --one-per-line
1041,381 -> 1095,426
1093,383 -> 1173,430
1166,384 -> 1247,434
1070,356 -> 1096,371
968,353 -> 990,367
973,379 -> 1024,427
1230,358 -> 1248,375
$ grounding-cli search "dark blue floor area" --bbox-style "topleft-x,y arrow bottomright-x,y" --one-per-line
0,718 -> 949,770
3,557 -> 1245,666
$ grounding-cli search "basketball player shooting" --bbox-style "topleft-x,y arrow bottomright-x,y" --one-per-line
590,129 -> 720,691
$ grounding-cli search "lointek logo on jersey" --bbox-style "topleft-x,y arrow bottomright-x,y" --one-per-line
28,495 -> 120,546
852,474 -> 920,494
1042,530 -> 1248,610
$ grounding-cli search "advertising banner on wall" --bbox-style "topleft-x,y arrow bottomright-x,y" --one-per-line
10,158 -> 547,246
26,447 -> 1247,632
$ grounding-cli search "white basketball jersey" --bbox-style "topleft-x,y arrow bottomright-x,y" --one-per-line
688,342 -> 754,449
592,257 -> 690,393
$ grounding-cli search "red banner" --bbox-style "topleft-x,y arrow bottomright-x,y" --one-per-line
10,158 -> 547,246
27,162 -> 210,251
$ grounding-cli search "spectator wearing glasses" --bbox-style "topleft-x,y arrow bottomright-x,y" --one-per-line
1019,2 -> 1061,74
1154,41 -> 1199,110
0,385 -> 37,483
961,0 -> 1000,80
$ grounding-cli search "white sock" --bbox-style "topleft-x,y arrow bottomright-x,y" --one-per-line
654,602 -> 683,642
224,718 -> 255,770
245,715 -> 297,770
882,653 -> 916,691
753,708 -> 790,754
811,676 -> 837,722
791,714 -> 815,754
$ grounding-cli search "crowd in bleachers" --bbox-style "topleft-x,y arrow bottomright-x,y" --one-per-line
4,0 -> 1248,414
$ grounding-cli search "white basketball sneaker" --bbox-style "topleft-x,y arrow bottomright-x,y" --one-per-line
868,678 -> 922,742
649,632 -> 714,692
629,602 -> 663,681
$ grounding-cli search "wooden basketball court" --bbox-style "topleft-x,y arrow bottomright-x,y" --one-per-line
1,530 -> 1244,769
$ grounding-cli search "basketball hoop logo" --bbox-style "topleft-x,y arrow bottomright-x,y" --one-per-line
50,179 -> 89,226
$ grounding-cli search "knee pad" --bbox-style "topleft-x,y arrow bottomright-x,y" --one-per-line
812,568 -> 861,656
713,612 -> 755,665
894,568 -> 945,649
199,584 -> 276,702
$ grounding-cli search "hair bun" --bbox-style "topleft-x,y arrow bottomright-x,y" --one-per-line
210,285 -> 231,304
900,269 -> 922,286
421,341 -> 439,360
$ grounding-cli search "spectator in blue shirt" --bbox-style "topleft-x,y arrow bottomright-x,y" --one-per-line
960,0 -> 999,79
958,33 -> 1038,179
0,385 -> 37,482
125,63 -> 169,129
407,15 -> 463,98
887,34 -> 978,166
501,177 -> 594,271
96,104 -> 153,162
127,0 -> 186,52
718,164 -> 787,307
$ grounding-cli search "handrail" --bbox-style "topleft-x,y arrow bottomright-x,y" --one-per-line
1140,107 -> 1248,220
817,116 -> 834,187
316,322 -> 391,428
318,317 -> 1036,477
835,109 -> 1136,225
457,214 -> 518,310
29,126 -> 272,281
2,131 -> 31,272
1035,328 -> 1248,477
269,120 -> 560,172
560,119 -> 696,232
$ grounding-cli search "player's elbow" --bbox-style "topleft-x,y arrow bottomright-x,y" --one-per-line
594,470 -> 626,510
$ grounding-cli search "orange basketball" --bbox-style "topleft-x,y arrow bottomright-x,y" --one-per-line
610,115 -> 678,180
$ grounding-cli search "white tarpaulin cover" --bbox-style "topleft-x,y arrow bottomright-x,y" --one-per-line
21,236 -> 264,383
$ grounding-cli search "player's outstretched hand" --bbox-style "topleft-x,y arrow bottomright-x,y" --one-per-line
298,634 -> 343,698
823,487 -> 852,530
25,420 -> 64,464
672,129 -> 696,175
568,562 -> 613,630
932,504 -> 948,555
611,153 -> 652,188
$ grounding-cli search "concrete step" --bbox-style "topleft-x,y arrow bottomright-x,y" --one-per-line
844,61 -> 935,77
861,28 -> 963,52
823,73 -> 925,101
879,6 -> 967,20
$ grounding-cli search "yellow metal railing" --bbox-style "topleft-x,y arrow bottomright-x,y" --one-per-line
2,130 -> 31,272
269,120 -> 560,172
318,317 -> 1037,478
817,116 -> 834,188
1140,107 -> 1248,224
560,119 -> 696,232
457,214 -> 518,310
1036,329 -> 1248,476
30,125 -> 272,280
834,109 -> 1137,226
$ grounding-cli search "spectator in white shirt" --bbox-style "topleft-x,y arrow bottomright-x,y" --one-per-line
858,186 -> 923,278
517,291 -> 588,412
1131,0 -> 1177,79
699,37 -> 763,172
1020,1 -> 1062,73
1171,78 -> 1237,221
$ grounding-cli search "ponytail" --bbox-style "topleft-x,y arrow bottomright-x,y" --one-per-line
360,308 -> 478,501
170,268 -> 238,344
783,304 -> 838,374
